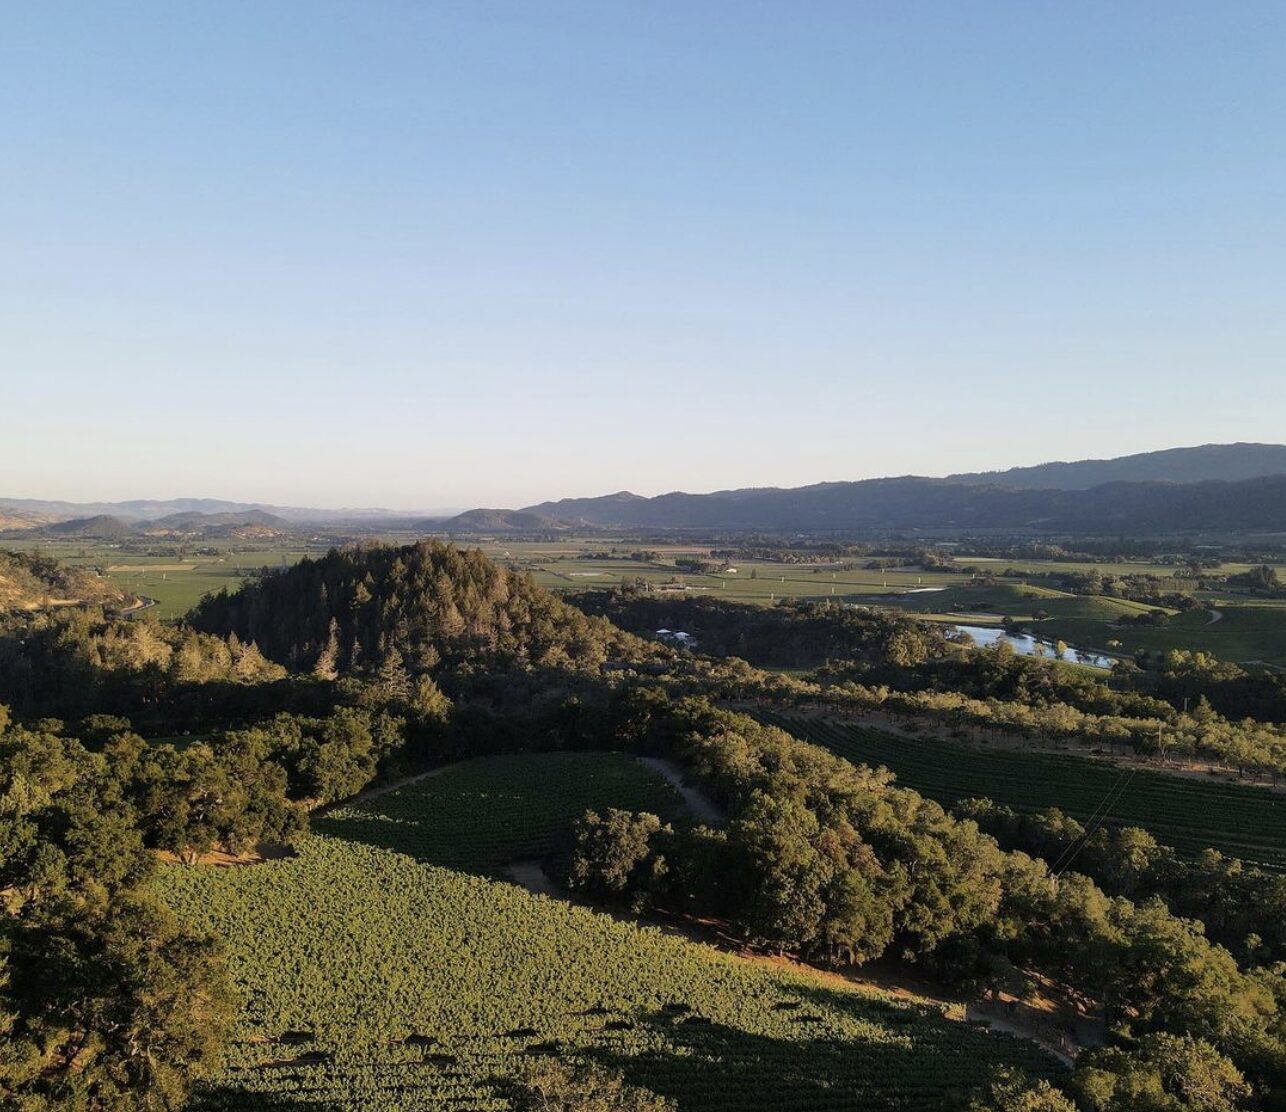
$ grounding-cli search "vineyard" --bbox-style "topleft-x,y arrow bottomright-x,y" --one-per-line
159,752 -> 1055,1111
316,752 -> 693,873
761,712 -> 1286,868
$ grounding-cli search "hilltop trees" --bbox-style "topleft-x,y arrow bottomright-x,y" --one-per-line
190,541 -> 649,676
0,603 -> 284,718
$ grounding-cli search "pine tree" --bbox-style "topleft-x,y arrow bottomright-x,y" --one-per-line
313,618 -> 340,680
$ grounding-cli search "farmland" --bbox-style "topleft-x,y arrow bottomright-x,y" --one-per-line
159,752 -> 1056,1111
0,538 -> 331,618
6,531 -> 1286,665
761,713 -> 1286,868
472,542 -> 1286,666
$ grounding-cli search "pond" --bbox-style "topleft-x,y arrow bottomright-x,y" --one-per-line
950,624 -> 1116,670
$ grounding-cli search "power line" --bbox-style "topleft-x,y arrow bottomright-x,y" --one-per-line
1053,768 -> 1138,878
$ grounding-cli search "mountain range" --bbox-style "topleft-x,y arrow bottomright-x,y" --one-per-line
944,442 -> 1286,490
5,443 -> 1286,537
446,443 -> 1286,534
36,509 -> 293,540
0,496 -> 426,524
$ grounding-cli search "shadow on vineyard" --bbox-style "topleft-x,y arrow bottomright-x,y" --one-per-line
312,752 -> 690,876
191,1088 -> 341,1112
585,991 -> 1060,1110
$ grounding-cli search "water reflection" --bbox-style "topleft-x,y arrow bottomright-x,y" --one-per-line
950,624 -> 1115,669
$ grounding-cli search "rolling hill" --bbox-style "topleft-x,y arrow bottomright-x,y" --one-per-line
45,514 -> 135,539
435,507 -> 567,533
189,539 -> 652,673
145,509 -> 290,531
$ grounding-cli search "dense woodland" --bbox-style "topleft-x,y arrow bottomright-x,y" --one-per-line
2,541 -> 1285,1110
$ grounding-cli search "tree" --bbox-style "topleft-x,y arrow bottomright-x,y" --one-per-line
0,895 -> 236,1111
728,792 -> 829,951
409,675 -> 452,725
968,1069 -> 1075,1111
1072,1033 -> 1251,1111
1228,565 -> 1280,594
313,617 -> 340,679
561,809 -> 666,910
884,628 -> 930,668
375,650 -> 413,704
513,1059 -> 673,1111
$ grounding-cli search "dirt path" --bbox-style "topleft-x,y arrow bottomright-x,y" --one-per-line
638,756 -> 725,824
311,763 -> 453,816
505,860 -> 562,897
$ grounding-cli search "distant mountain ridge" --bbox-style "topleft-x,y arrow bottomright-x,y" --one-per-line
7,443 -> 1286,537
9,510 -> 294,540
495,475 -> 1286,534
45,514 -> 135,539
0,497 -> 439,525
436,508 -> 567,533
145,509 -> 288,529
434,443 -> 1286,534
946,442 -> 1286,490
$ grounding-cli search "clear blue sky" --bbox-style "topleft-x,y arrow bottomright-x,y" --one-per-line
3,2 -> 1284,510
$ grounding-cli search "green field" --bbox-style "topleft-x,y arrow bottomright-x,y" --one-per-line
2,539 -> 330,619
762,714 -> 1286,869
8,533 -> 1284,664
1032,605 -> 1286,669
159,752 -> 1055,1111
964,556 -> 1286,580
878,581 -> 1170,621
524,555 -> 963,605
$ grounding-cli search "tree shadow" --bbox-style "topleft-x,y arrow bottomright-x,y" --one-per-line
188,1085 -> 343,1112
312,751 -> 685,880
311,765 -> 558,879
583,988 -> 1063,1112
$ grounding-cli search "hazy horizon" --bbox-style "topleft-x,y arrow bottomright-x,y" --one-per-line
6,3 -> 1285,507
5,439 -> 1286,514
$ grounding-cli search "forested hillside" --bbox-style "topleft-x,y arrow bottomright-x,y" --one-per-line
190,541 -> 654,674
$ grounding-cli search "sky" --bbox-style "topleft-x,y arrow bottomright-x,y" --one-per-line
2,2 -> 1284,511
